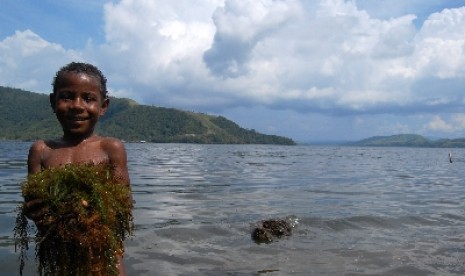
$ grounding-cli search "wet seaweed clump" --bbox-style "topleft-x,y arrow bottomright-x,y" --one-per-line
251,216 -> 298,244
14,163 -> 133,276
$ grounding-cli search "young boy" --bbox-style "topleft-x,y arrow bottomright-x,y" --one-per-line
24,62 -> 131,275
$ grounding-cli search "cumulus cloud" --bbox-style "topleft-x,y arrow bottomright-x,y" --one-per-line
97,0 -> 220,104
0,30 -> 82,92
2,0 -> 464,114
97,0 -> 465,115
427,116 -> 454,132
425,114 -> 465,134
203,0 -> 299,78
452,114 -> 465,129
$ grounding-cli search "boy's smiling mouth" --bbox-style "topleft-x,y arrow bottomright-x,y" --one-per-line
67,116 -> 89,122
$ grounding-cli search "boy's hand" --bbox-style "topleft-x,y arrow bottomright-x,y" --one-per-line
23,199 -> 52,230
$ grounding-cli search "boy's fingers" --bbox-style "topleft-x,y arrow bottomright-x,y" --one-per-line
36,215 -> 55,230
24,199 -> 45,210
23,200 -> 49,221
28,208 -> 50,220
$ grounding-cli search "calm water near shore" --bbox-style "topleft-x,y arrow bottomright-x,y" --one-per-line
1,141 -> 465,275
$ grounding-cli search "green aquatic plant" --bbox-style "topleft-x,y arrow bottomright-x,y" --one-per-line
14,163 -> 133,276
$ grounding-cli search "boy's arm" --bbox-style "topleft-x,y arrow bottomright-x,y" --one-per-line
25,141 -> 49,227
103,138 -> 130,186
28,140 -> 45,174
103,138 -> 130,276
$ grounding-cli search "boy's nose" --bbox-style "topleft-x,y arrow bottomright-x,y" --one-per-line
70,98 -> 85,110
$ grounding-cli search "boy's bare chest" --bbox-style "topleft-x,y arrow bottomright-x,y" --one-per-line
42,144 -> 109,168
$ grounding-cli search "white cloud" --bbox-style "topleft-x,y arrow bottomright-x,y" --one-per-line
419,113 -> 465,138
427,116 -> 455,132
452,114 -> 465,129
3,0 -> 464,114
427,114 -> 465,133
411,7 -> 465,79
203,0 -> 300,77
0,30 -> 82,92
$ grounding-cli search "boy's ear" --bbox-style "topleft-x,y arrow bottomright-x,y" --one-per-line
49,93 -> 56,112
100,97 -> 110,116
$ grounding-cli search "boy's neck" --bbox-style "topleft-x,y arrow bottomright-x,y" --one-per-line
61,133 -> 97,145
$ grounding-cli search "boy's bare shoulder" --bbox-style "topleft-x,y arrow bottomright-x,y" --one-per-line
28,139 -> 54,173
29,139 -> 49,153
30,138 -> 69,151
28,138 -> 68,160
98,136 -> 126,152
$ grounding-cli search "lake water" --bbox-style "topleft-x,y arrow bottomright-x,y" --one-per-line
1,141 -> 465,275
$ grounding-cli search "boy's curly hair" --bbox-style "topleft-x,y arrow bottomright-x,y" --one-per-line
52,62 -> 108,98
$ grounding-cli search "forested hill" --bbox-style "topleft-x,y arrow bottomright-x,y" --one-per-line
0,86 -> 295,145
349,134 -> 465,148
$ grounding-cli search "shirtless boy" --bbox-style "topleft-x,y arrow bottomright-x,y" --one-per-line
24,62 -> 131,275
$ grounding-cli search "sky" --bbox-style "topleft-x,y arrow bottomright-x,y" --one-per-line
1,0 -> 465,143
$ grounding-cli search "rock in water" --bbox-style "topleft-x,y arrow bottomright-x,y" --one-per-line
251,215 -> 298,243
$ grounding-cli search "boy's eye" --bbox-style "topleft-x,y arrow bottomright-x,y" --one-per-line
83,95 -> 97,102
58,93 -> 72,101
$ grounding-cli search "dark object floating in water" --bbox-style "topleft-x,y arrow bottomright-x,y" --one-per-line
252,216 -> 298,244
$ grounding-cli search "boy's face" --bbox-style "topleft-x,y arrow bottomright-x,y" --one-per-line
50,72 -> 109,140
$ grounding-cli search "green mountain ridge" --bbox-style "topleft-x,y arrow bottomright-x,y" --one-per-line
0,86 -> 295,145
350,134 -> 465,148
